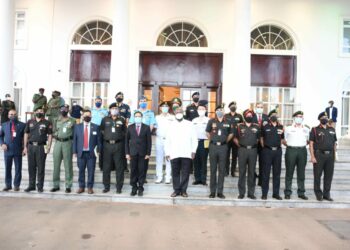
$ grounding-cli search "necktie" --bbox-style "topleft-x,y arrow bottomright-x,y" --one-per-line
136,125 -> 140,136
258,115 -> 262,125
11,121 -> 15,141
84,125 -> 89,149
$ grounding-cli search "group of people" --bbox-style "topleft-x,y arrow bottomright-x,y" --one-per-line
0,89 -> 338,202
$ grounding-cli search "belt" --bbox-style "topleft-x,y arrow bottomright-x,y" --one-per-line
29,141 -> 46,146
210,141 -> 226,146
239,144 -> 257,149
55,136 -> 73,142
265,146 -> 281,151
316,150 -> 333,155
105,139 -> 122,144
287,146 -> 306,149
198,139 -> 206,141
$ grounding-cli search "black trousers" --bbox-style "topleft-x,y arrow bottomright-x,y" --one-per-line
261,148 -> 282,196
171,158 -> 191,194
313,151 -> 334,199
209,144 -> 227,194
103,142 -> 124,190
99,146 -> 104,171
256,144 -> 263,185
238,147 -> 257,196
193,139 -> 208,183
27,145 -> 47,189
130,154 -> 146,191
226,141 -> 238,176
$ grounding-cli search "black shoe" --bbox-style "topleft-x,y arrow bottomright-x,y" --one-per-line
2,187 -> 12,191
192,181 -> 201,185
65,188 -> 71,193
130,190 -> 137,196
138,190 -> 143,197
238,194 -> 244,199
285,195 -> 291,200
38,188 -> 44,193
14,187 -> 20,192
50,187 -> 60,192
116,189 -> 122,194
102,189 -> 110,193
298,195 -> 308,200
261,195 -> 267,200
248,195 -> 256,200
323,197 -> 333,202
209,193 -> 215,198
316,196 -> 323,201
202,182 -> 208,186
171,192 -> 179,197
231,173 -> 236,177
25,187 -> 35,192
181,192 -> 188,198
217,193 -> 225,199
124,168 -> 129,173
273,195 -> 283,200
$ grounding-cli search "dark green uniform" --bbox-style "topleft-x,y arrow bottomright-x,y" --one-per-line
310,125 -> 337,200
100,115 -> 127,191
1,100 -> 16,124
206,118 -> 233,195
185,103 -> 199,121
235,123 -> 260,197
25,118 -> 52,190
32,94 -> 47,112
46,97 -> 61,124
52,116 -> 75,189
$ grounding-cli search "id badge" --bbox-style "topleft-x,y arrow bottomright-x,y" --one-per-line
218,129 -> 221,136
63,127 -> 67,133
13,132 -> 17,137
112,127 -> 116,133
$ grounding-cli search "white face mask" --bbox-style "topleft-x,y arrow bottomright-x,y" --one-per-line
256,107 -> 263,114
175,113 -> 184,121
161,107 -> 169,114
198,110 -> 206,117
294,117 -> 303,124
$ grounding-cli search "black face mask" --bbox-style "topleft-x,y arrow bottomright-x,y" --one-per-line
270,116 -> 278,122
193,97 -> 199,103
84,116 -> 91,123
245,116 -> 253,123
320,118 -> 328,125
52,94 -> 56,98
230,106 -> 236,112
61,111 -> 68,117
116,97 -> 123,103
36,113 -> 44,119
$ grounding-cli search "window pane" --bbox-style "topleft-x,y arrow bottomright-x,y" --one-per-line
72,83 -> 81,97
270,87 -> 279,103
262,88 -> 269,102
343,27 -> 350,47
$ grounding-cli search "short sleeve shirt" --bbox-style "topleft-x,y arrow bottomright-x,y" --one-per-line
25,118 -> 52,143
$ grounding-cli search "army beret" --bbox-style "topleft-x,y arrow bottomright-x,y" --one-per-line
318,111 -> 328,120
292,111 -> 304,117
33,106 -> 44,112
171,97 -> 182,106
109,103 -> 118,109
5,94 -> 11,98
134,110 -> 143,116
228,101 -> 237,107
139,95 -> 147,101
198,100 -> 208,107
159,101 -> 169,107
268,109 -> 278,117
192,92 -> 200,97
243,109 -> 254,117
115,92 -> 123,97
215,103 -> 225,111
39,88 -> 45,91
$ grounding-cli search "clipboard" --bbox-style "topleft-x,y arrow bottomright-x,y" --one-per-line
204,139 -> 210,149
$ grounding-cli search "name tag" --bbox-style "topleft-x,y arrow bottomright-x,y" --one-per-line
218,129 -> 221,136
112,127 -> 116,133
93,131 -> 97,135
13,132 -> 16,137
63,127 -> 67,133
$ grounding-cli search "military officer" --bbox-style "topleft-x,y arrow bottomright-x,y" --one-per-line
170,97 -> 182,114
206,104 -> 233,199
100,103 -> 127,193
224,101 -> 243,177
23,107 -> 53,192
234,109 -> 260,199
51,104 -> 75,193
185,92 -> 200,121
113,92 -> 131,123
260,109 -> 284,200
1,94 -> 16,124
284,111 -> 309,200
46,91 -> 61,124
32,88 -> 47,112
309,112 -> 337,201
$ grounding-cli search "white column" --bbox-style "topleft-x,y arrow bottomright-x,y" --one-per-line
224,0 -> 251,110
109,0 -> 129,104
0,0 -> 15,98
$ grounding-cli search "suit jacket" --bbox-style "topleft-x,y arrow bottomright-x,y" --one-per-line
73,122 -> 101,158
0,120 -> 26,156
125,123 -> 152,156
252,113 -> 269,126
325,107 -> 338,122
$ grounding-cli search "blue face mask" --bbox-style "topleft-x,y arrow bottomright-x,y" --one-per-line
216,110 -> 224,118
294,117 -> 303,124
134,117 -> 142,124
161,107 -> 169,113
95,102 -> 102,108
139,102 -> 147,109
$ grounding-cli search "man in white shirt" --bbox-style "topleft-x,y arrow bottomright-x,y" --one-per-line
165,106 -> 198,197
284,111 -> 310,200
192,100 -> 209,185
155,102 -> 174,184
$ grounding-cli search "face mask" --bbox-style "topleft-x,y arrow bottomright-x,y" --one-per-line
294,117 -> 303,124
116,97 -> 123,103
36,113 -> 44,119
198,110 -> 206,117
172,105 -> 179,112
73,102 -> 77,106
134,117 -> 142,124
270,116 -> 278,122
230,106 -> 236,112
216,111 -> 224,118
139,102 -> 147,109
60,111 -> 68,117
52,94 -> 56,98
161,107 -> 169,113
95,102 -> 102,108
175,113 -> 184,121
320,118 -> 328,125
84,116 -> 91,123
245,116 -> 253,123
193,97 -> 199,103
9,115 -> 17,121
111,109 -> 119,116
256,107 -> 263,114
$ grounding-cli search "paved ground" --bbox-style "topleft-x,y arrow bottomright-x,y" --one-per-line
0,198 -> 350,250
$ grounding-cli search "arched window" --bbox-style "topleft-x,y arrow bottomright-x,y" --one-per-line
251,24 -> 295,50
72,20 -> 112,45
157,22 -> 207,47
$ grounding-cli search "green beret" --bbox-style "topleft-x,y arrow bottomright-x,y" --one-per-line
268,109 -> 277,117
215,103 -> 225,111
292,111 -> 303,117
228,101 -> 237,107
318,111 -> 328,120
159,101 -> 169,107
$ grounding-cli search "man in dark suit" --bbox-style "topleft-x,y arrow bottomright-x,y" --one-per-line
252,102 -> 269,186
325,100 -> 338,128
125,111 -> 152,197
0,109 -> 26,191
73,109 -> 101,194
1,94 -> 16,124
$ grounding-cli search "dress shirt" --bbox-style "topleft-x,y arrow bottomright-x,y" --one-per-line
284,123 -> 309,147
